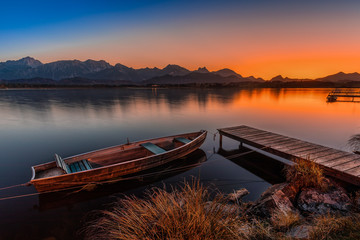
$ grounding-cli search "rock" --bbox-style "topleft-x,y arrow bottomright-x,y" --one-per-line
297,186 -> 351,215
227,188 -> 249,203
287,225 -> 313,239
356,194 -> 360,209
247,183 -> 298,218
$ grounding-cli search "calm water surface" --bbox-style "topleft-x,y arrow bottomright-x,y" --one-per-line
0,88 -> 359,239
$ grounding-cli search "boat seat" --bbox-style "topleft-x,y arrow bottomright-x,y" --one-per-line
68,159 -> 93,173
174,137 -> 191,144
55,154 -> 71,174
55,154 -> 92,174
141,142 -> 167,155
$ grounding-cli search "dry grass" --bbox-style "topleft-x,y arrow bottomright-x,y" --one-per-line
310,213 -> 360,240
245,219 -> 274,240
270,210 -> 301,232
284,157 -> 327,191
85,179 -> 244,240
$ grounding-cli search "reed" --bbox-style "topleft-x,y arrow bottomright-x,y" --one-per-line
85,179 -> 243,240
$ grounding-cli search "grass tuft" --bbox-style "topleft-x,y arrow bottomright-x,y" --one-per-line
270,210 -> 301,232
245,219 -> 274,240
310,213 -> 360,240
284,157 -> 327,191
85,179 -> 243,240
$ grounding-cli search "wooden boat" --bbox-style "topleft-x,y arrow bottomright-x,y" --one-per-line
37,149 -> 207,211
30,130 -> 207,192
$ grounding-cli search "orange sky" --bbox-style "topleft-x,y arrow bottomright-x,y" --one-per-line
3,0 -> 360,80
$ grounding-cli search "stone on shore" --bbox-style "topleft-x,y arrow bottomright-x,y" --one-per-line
247,183 -> 298,218
297,186 -> 351,215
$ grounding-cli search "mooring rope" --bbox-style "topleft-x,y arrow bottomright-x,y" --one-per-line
205,130 -> 219,141
0,182 -> 31,191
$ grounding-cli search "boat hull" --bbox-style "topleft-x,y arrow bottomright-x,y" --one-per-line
30,131 -> 207,192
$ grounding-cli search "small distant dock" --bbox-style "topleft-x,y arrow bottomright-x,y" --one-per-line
218,125 -> 360,186
327,89 -> 360,102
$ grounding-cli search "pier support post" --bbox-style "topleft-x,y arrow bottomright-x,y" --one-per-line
239,142 -> 243,149
219,134 -> 223,148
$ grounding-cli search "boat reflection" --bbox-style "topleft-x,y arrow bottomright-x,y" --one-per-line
36,149 -> 207,211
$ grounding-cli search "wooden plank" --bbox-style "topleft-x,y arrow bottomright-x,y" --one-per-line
238,132 -> 276,141
314,151 -> 351,163
283,142 -> 319,152
274,141 -> 314,153
296,148 -> 334,159
78,161 -> 86,171
331,157 -> 360,171
310,149 -> 344,161
259,137 -> 298,148
227,127 -> 264,136
345,166 -> 360,176
272,140 -> 308,151
247,134 -> 287,145
74,162 -> 81,172
82,159 -> 93,170
322,154 -> 360,168
232,128 -> 269,137
141,142 -> 167,155
230,132 -> 271,141
220,125 -> 249,131
70,164 -> 76,173
286,145 -> 323,155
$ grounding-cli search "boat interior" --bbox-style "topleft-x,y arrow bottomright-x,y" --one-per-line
32,132 -> 201,180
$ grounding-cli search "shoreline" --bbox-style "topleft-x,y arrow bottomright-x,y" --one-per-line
1,81 -> 360,89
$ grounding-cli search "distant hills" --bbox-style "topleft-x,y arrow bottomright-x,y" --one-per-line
0,57 -> 262,85
1,57 -> 360,86
270,72 -> 360,83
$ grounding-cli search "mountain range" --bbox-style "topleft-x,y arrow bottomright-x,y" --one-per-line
270,72 -> 360,83
1,57 -> 360,85
0,57 -> 263,84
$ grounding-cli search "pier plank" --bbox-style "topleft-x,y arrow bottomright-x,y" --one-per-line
345,166 -> 360,176
242,133 -> 279,142
310,149 -> 344,161
250,135 -> 288,145
322,154 -> 360,168
286,145 -> 324,155
332,159 -> 360,172
295,148 -> 333,159
273,140 -> 309,151
314,152 -> 351,163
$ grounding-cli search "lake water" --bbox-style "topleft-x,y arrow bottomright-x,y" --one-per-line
0,88 -> 359,239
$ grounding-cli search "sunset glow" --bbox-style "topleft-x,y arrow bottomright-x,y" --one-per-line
1,0 -> 360,79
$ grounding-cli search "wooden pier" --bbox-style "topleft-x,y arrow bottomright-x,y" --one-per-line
327,89 -> 360,102
218,125 -> 360,186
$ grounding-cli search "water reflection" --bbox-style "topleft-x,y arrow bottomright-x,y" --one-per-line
218,148 -> 285,184
0,88 -> 359,239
